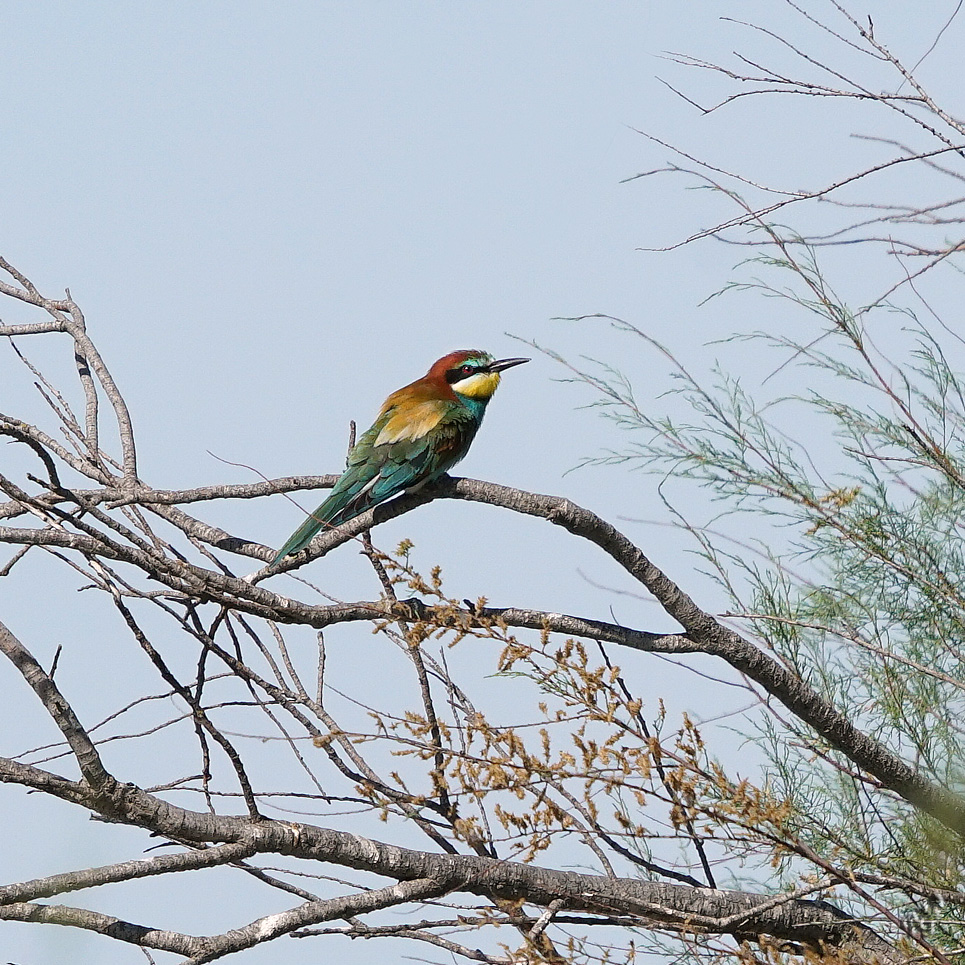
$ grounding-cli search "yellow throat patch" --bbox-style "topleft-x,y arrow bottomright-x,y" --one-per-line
449,370 -> 501,400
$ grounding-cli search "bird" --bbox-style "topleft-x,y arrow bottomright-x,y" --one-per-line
269,350 -> 530,568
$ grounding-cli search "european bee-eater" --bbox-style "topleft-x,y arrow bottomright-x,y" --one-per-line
270,350 -> 529,567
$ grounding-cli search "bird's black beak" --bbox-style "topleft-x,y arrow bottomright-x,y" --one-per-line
487,357 -> 530,373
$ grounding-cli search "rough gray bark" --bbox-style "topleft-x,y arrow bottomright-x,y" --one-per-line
0,257 -> 933,964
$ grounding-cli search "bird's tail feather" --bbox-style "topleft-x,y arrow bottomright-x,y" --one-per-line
269,473 -> 386,569
268,502 -> 329,568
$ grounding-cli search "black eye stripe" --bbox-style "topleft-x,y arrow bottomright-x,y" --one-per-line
446,363 -> 482,384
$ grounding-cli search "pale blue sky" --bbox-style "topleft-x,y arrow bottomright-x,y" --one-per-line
1,3 -> 961,962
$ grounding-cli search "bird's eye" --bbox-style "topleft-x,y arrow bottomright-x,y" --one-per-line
460,364 -> 475,376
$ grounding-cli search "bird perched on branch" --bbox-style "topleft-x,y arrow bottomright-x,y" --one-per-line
270,350 -> 529,568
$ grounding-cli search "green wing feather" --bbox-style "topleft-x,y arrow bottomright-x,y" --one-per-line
270,402 -> 479,567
